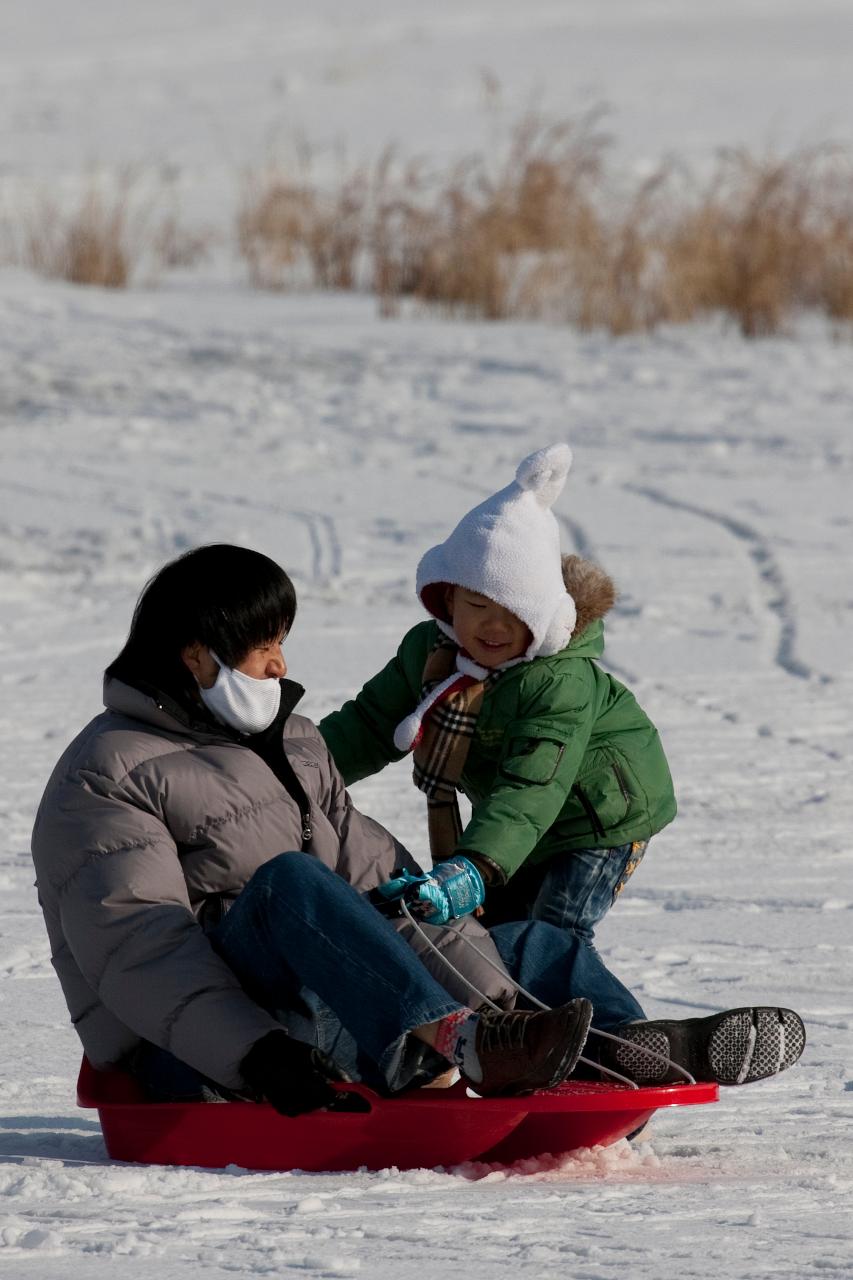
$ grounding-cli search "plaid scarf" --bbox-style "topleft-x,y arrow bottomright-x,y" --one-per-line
408,636 -> 501,862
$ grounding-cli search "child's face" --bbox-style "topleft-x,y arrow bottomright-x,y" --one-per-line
445,588 -> 531,667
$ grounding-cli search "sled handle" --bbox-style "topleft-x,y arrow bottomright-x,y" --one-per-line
327,1082 -> 377,1113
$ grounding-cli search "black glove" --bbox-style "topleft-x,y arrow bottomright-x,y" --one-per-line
240,1030 -> 344,1117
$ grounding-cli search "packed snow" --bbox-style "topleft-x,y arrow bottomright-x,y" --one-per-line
1,4 -> 852,1279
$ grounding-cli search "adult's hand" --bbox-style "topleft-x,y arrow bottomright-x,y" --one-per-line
240,1030 -> 343,1117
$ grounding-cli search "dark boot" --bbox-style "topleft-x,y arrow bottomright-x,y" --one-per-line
600,1006 -> 806,1086
465,998 -> 593,1096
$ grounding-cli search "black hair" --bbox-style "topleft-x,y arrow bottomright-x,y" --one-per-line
106,544 -> 297,701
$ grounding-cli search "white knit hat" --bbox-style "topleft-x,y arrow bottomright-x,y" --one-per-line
416,443 -> 576,661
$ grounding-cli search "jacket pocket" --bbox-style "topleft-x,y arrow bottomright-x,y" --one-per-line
500,737 -> 566,785
572,757 -> 633,834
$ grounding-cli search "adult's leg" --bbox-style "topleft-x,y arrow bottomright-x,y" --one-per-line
211,852 -> 461,1090
489,919 -> 645,1030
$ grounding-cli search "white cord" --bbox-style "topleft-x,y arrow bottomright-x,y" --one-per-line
401,902 -> 639,1088
400,900 -> 502,1012
402,903 -> 696,1087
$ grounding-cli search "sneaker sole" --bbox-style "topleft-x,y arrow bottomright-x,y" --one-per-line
607,1007 -> 806,1086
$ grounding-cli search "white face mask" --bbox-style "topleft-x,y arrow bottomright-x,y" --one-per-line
199,650 -> 282,735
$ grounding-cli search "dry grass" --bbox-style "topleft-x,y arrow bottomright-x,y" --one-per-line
808,174 -> 853,327
25,186 -> 132,287
237,142 -> 369,291
660,148 -> 853,335
236,113 -> 609,316
236,114 -> 853,336
9,172 -> 211,288
372,112 -> 610,321
8,112 -> 853,335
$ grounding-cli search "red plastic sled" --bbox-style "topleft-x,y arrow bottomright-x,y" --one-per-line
78,1057 -> 717,1171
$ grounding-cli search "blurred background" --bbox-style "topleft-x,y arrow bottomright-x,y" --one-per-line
3,0 -> 853,334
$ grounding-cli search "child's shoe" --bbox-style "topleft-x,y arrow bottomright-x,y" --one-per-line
466,999 -> 593,1096
601,1006 -> 805,1086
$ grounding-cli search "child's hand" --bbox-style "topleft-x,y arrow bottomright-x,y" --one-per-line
368,867 -> 432,916
410,856 -> 485,925
369,858 -> 485,925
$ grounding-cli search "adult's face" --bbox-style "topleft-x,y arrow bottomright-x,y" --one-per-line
181,637 -> 287,688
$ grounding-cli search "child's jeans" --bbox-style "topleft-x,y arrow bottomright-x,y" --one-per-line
485,841 -> 648,942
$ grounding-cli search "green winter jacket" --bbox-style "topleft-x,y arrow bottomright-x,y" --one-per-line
320,564 -> 676,884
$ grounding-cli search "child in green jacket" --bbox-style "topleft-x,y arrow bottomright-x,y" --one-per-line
319,443 -> 676,941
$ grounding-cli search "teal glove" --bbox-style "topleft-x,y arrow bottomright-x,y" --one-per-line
370,857 -> 485,925
410,856 -> 485,925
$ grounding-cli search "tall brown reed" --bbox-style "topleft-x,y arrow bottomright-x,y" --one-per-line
25,187 -> 131,287
237,150 -> 369,291
9,113 -> 853,335
12,172 -> 207,288
378,112 -> 610,321
661,148 -> 853,334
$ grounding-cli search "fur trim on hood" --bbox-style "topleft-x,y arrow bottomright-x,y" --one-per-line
563,556 -> 617,639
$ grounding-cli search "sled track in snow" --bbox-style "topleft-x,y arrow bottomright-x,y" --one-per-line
557,497 -> 842,765
292,509 -> 343,588
623,483 -> 828,686
556,511 -> 597,562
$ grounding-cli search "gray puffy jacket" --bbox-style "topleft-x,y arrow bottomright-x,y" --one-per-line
31,677 -> 515,1090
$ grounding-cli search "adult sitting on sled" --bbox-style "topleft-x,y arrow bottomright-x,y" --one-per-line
31,546 -> 805,1115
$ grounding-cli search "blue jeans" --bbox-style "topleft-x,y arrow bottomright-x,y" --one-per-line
214,853 -> 461,1095
132,852 -> 644,1101
489,921 -> 643,1031
487,842 -> 648,942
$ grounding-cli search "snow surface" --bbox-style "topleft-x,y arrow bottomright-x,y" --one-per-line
2,4 -> 853,1279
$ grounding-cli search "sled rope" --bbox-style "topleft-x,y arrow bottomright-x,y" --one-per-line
400,901 -> 696,1088
400,902 -> 638,1087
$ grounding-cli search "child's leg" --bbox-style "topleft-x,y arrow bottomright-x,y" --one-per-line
528,841 -> 648,941
489,919 -> 645,1030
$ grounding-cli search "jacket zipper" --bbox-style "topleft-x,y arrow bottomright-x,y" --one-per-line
571,783 -> 606,839
611,762 -> 631,805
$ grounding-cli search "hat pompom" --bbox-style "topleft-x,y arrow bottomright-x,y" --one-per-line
393,671 -> 473,751
516,444 -> 573,509
394,712 -> 423,753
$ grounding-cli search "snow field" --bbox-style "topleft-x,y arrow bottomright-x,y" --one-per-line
2,1 -> 853,1274
1,272 -> 851,1278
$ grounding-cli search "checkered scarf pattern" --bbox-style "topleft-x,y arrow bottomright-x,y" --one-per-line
412,636 -> 501,861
